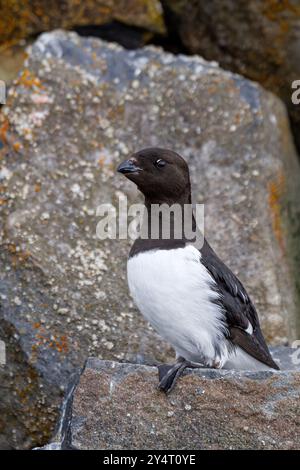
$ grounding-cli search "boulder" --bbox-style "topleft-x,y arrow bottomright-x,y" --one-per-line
0,30 -> 299,448
46,347 -> 300,450
162,0 -> 300,151
0,0 -> 165,46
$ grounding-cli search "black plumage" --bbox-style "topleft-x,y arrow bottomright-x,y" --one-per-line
200,238 -> 279,369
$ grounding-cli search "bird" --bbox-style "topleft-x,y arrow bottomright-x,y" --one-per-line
117,147 -> 279,393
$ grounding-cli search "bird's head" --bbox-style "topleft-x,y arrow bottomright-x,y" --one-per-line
117,147 -> 190,203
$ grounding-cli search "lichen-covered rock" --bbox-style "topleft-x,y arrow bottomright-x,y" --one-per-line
163,0 -> 300,151
0,0 -> 165,46
55,347 -> 300,450
0,30 -> 300,448
0,43 -> 28,83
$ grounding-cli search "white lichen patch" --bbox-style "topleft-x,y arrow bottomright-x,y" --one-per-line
69,240 -> 107,286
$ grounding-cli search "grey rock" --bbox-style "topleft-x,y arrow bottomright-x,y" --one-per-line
0,30 -> 299,448
52,347 -> 300,450
163,0 -> 300,152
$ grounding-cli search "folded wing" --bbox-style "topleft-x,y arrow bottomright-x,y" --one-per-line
200,239 -> 279,370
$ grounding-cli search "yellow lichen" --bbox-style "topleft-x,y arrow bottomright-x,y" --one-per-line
16,69 -> 43,89
13,141 -> 21,152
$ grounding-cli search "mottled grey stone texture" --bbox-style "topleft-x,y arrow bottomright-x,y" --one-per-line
60,347 -> 300,450
163,0 -> 300,152
0,31 -> 299,448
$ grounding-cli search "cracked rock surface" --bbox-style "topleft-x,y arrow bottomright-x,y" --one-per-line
0,30 -> 300,448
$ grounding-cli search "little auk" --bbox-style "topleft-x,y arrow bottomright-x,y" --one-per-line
117,148 -> 279,393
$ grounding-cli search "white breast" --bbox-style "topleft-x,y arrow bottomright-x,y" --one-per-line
127,245 -> 229,366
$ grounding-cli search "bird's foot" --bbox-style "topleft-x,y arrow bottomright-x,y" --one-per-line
157,358 -> 199,394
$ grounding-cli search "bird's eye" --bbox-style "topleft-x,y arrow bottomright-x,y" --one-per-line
155,159 -> 166,168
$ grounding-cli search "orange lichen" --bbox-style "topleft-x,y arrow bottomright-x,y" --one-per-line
268,171 -> 286,254
16,69 -> 44,89
34,182 -> 41,192
13,141 -> 21,152
32,323 -> 69,355
0,119 -> 23,152
0,119 -> 9,144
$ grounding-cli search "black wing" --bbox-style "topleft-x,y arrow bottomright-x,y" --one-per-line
200,238 -> 279,370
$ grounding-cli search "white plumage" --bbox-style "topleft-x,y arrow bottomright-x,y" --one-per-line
127,245 -> 272,371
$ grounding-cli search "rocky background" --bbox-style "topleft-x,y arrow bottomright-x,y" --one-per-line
0,0 -> 300,450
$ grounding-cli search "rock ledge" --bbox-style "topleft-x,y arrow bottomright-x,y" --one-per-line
44,347 -> 300,450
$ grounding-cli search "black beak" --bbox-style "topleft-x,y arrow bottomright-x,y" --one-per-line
117,159 -> 142,174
